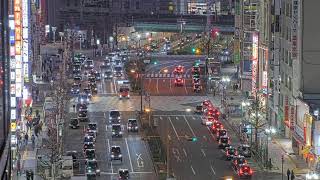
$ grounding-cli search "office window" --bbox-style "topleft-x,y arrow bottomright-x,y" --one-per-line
124,0 -> 129,9
288,76 -> 292,90
66,0 -> 70,7
136,1 -> 140,9
288,52 -> 292,67
74,0 -> 78,7
285,50 -> 288,64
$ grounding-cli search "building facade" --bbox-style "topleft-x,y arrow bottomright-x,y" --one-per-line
0,0 -> 11,178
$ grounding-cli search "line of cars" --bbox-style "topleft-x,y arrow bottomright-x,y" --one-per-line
102,53 -> 131,99
71,54 -> 99,102
191,62 -> 202,92
172,62 -> 202,93
196,100 -> 253,179
108,110 -> 139,179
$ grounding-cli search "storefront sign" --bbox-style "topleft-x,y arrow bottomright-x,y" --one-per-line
294,125 -> 304,141
284,96 -> 289,126
16,83 -> 22,97
11,122 -> 17,131
290,106 -> 296,130
10,109 -> 16,120
262,71 -> 268,88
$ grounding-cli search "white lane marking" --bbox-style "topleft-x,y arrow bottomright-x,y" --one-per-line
207,126 -> 215,139
159,116 -> 163,120
125,138 -> 134,172
136,153 -> 144,168
169,117 -> 180,140
184,116 -> 196,137
156,78 -> 159,94
201,149 -> 206,157
112,78 -> 117,94
191,165 -> 196,175
183,148 -> 187,157
172,148 -> 182,162
184,80 -> 188,94
100,171 -> 154,175
107,139 -> 113,174
210,165 -> 216,175
192,116 -> 196,120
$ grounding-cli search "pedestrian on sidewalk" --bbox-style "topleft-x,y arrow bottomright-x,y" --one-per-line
24,133 -> 29,146
287,169 -> 291,180
31,134 -> 36,149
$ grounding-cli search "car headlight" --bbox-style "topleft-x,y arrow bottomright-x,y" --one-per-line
127,95 -> 130,97
111,154 -> 114,158
112,132 -> 115,134
96,169 -> 100,173
119,131 -> 123,134
119,95 -> 122,98
118,117 -> 120,119
135,126 -> 138,129
119,154 -> 122,157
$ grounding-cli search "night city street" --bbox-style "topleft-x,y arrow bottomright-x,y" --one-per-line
1,0 -> 320,180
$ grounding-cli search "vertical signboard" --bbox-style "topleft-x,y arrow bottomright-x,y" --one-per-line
9,13 -> 17,151
284,96 -> 289,127
251,33 -> 259,96
14,0 -> 23,98
22,0 -> 29,82
291,0 -> 299,58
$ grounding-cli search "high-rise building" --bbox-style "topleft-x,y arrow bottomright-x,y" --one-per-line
269,0 -> 320,168
0,0 -> 12,178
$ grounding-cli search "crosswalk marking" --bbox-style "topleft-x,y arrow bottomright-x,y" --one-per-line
144,73 -> 194,78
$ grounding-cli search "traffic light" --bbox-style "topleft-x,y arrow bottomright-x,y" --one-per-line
191,137 -> 197,142
192,48 -> 196,53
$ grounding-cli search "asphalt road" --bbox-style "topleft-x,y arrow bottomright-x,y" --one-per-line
63,55 -> 157,180
143,56 -> 206,96
153,110 -> 285,180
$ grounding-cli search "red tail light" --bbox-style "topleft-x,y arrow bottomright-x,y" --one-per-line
249,169 -> 253,174
226,151 -> 229,156
239,168 -> 243,175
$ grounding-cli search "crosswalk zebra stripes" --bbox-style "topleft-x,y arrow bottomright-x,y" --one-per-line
145,73 -> 192,78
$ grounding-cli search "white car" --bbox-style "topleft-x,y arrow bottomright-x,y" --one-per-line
201,116 -> 213,126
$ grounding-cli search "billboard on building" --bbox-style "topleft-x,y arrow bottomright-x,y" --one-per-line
251,33 -> 258,96
22,0 -> 29,82
14,0 -> 23,98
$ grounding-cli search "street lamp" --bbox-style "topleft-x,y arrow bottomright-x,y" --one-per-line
265,126 -> 276,168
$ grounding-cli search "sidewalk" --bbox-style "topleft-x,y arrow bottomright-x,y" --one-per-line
208,84 -> 310,175
12,83 -> 51,180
